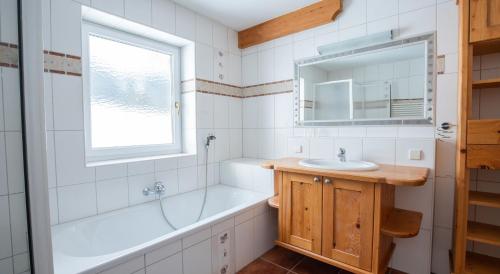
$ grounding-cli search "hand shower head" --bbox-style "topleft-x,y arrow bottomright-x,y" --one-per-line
205,134 -> 216,148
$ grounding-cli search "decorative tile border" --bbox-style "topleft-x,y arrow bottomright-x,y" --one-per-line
43,50 -> 82,76
196,79 -> 243,98
0,42 -> 19,68
242,79 -> 293,97
182,78 -> 294,98
39,49 -> 291,98
300,100 -> 313,109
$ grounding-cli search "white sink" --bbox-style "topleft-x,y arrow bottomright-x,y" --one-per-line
299,159 -> 379,171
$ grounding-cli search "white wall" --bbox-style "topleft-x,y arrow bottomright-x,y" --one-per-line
240,1 -> 460,273
42,0 -> 244,225
0,0 -> 32,273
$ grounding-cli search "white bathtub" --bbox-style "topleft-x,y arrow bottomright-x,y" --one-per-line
52,184 -> 271,274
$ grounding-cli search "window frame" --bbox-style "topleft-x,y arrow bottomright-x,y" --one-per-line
82,21 -> 182,164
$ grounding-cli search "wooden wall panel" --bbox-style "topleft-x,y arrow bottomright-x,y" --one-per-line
238,0 -> 342,49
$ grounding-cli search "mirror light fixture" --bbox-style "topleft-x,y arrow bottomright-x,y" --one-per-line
317,30 -> 394,55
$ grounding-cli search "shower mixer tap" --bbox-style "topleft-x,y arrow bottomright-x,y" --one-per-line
143,181 -> 166,196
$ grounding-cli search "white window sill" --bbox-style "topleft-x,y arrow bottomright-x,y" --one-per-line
86,152 -> 196,167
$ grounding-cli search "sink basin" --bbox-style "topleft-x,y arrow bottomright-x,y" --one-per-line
299,159 -> 379,171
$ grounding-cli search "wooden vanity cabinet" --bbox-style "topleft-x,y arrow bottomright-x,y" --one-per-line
280,173 -> 376,271
322,178 -> 374,271
470,0 -> 500,42
267,158 -> 427,274
281,173 -> 323,254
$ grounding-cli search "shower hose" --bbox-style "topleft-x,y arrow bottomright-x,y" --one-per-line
159,141 -> 211,230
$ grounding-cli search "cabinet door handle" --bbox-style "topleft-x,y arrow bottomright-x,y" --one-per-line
313,177 -> 321,183
324,178 -> 332,184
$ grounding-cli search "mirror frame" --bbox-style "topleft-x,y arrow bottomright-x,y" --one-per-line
293,33 -> 436,127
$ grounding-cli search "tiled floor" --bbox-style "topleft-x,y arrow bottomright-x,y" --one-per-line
237,246 -> 404,274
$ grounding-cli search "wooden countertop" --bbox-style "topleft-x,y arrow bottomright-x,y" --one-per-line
262,158 -> 429,186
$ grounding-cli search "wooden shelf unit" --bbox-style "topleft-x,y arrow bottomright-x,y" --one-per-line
467,119 -> 500,145
469,191 -> 500,208
453,1 -> 500,273
268,195 -> 279,208
381,208 -> 422,238
467,221 -> 500,247
466,145 -> 500,169
472,38 -> 500,56
472,78 -> 500,89
465,252 -> 500,274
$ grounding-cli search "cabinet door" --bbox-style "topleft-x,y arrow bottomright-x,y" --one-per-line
470,0 -> 500,42
322,179 -> 374,271
282,172 -> 323,254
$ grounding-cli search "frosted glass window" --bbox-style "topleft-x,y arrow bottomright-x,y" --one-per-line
83,22 -> 181,163
89,35 -> 173,148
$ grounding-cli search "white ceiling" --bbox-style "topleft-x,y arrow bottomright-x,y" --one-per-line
172,0 -> 319,31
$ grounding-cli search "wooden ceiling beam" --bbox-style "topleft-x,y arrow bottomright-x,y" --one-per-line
237,0 -> 342,49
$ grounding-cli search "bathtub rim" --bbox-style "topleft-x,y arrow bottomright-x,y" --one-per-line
51,184 -> 273,274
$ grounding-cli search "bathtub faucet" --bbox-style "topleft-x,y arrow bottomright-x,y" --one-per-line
143,182 -> 166,196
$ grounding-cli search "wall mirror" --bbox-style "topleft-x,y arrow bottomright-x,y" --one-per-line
294,33 -> 435,126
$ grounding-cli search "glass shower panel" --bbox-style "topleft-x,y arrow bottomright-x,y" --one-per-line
0,0 -> 32,273
312,80 -> 352,121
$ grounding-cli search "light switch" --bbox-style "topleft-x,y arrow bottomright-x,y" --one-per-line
437,55 -> 445,74
295,145 -> 303,154
408,149 -> 422,160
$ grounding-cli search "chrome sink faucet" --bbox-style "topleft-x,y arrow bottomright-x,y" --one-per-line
337,148 -> 346,162
143,181 -> 166,196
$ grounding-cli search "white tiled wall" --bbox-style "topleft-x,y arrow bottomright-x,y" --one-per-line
0,0 -> 31,273
46,90 -> 243,224
220,158 -> 274,196
43,0 -> 244,225
240,1 -> 460,273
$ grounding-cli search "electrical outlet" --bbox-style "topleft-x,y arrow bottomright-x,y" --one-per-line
295,145 -> 303,154
408,149 -> 422,160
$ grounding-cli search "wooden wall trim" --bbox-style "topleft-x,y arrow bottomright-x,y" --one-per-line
237,0 -> 342,49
